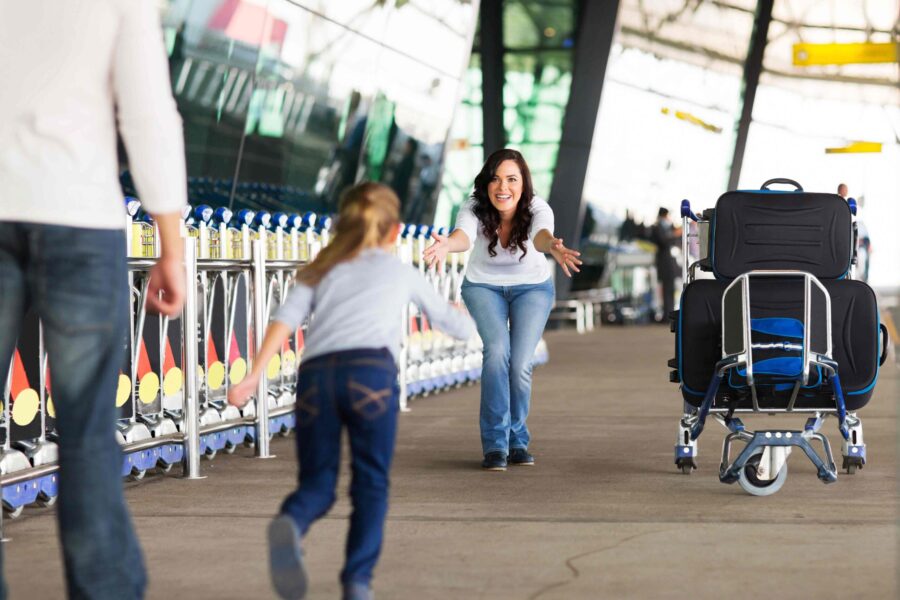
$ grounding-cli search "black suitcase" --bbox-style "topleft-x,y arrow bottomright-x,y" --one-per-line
675,278 -> 882,411
709,182 -> 853,280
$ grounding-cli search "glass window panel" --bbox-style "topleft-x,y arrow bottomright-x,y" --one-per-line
383,0 -> 476,76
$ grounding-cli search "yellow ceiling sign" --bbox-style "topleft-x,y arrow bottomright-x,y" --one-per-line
825,141 -> 883,154
794,42 -> 899,66
661,107 -> 722,133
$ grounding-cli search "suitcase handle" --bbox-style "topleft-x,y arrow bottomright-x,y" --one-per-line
879,323 -> 890,366
760,178 -> 803,192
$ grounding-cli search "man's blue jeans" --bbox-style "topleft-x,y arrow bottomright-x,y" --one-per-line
0,223 -> 145,599
281,348 -> 399,586
461,277 -> 555,455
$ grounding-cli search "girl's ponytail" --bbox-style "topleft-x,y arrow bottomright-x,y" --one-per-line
296,182 -> 400,286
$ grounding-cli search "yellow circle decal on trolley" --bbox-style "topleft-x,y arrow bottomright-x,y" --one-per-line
116,374 -> 132,407
207,361 -> 225,390
282,350 -> 296,374
163,367 -> 183,397
12,388 -> 39,426
267,355 -> 281,379
139,372 -> 160,405
47,395 -> 56,418
229,358 -> 247,384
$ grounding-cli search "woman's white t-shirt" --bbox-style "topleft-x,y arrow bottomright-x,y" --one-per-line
454,196 -> 555,286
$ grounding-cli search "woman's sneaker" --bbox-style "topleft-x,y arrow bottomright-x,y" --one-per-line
509,448 -> 535,466
481,451 -> 508,471
268,514 -> 308,599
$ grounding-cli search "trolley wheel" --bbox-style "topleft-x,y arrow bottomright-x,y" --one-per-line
675,457 -> 696,475
223,443 -> 237,455
129,468 -> 147,482
203,448 -> 217,460
278,428 -> 292,438
843,456 -> 863,474
156,462 -> 174,475
3,504 -> 24,519
738,448 -> 788,496
36,493 -> 58,508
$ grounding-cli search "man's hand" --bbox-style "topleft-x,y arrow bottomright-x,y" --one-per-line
146,211 -> 186,317
146,254 -> 185,317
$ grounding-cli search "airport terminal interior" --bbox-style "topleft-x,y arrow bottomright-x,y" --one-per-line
2,1 -> 899,598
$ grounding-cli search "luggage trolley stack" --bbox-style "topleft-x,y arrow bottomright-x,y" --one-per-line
399,224 -> 483,403
670,179 -> 889,495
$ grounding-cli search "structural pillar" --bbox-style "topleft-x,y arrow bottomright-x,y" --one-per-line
727,0 -> 774,191
548,0 -> 620,297
480,0 -> 505,159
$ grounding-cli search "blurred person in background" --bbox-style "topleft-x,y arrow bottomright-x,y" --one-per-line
838,183 -> 872,282
649,207 -> 682,321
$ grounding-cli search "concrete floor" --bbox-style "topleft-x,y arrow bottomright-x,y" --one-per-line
3,327 -> 897,599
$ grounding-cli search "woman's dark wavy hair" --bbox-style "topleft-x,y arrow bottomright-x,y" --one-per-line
471,148 -> 534,259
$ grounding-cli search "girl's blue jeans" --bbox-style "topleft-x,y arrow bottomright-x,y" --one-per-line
281,347 -> 399,586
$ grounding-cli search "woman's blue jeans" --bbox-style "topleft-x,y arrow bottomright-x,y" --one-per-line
461,277 -> 554,455
0,223 -> 145,599
281,348 -> 399,586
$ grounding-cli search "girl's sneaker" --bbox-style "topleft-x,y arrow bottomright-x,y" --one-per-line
343,582 -> 373,600
268,514 -> 308,599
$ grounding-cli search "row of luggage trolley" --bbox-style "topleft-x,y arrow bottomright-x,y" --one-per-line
669,179 -> 890,495
0,200 -> 496,519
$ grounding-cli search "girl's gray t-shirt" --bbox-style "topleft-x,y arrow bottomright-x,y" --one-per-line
273,248 -> 475,363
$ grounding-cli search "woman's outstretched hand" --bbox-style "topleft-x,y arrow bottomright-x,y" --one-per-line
423,231 -> 449,268
227,372 -> 261,409
549,237 -> 582,277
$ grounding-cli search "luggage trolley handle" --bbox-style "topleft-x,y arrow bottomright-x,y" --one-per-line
760,178 -> 803,192
680,200 -> 707,285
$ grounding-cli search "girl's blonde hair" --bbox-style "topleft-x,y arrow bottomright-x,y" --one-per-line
296,182 -> 400,286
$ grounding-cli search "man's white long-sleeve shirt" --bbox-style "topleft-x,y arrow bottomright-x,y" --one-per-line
0,0 -> 186,229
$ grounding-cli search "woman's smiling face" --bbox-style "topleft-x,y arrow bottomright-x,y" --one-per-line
487,160 -> 523,215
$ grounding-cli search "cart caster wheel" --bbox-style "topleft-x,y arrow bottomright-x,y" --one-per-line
156,462 -> 174,475
738,449 -> 788,496
3,504 -> 24,519
36,493 -> 58,508
129,468 -> 147,482
224,444 -> 237,455
278,429 -> 291,438
675,457 -> 696,474
842,456 -> 863,474
204,448 -> 217,460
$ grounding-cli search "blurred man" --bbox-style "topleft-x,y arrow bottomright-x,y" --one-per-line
649,207 -> 681,321
0,1 -> 186,597
838,183 -> 872,282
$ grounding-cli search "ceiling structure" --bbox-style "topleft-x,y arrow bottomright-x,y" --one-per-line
616,0 -> 899,104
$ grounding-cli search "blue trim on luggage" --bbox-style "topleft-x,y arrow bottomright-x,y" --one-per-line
751,317 -> 803,339
847,308 -> 881,396
736,357 -> 802,377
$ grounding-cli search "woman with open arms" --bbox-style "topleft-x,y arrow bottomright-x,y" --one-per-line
424,149 -> 582,471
